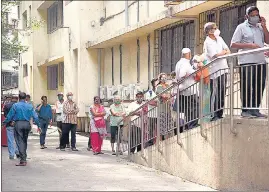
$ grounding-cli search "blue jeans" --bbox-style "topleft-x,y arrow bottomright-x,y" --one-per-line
6,126 -> 19,158
39,120 -> 49,145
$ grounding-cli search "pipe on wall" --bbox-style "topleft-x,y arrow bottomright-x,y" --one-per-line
125,0 -> 129,27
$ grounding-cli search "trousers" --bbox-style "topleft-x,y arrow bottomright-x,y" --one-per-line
60,123 -> 77,149
6,126 -> 19,158
14,121 -> 31,162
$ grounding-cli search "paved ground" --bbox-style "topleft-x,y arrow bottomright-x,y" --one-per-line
2,126 -> 215,191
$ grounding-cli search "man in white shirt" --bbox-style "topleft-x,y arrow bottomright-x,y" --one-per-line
173,48 -> 199,129
203,22 -> 230,121
128,91 -> 147,153
54,92 -> 70,149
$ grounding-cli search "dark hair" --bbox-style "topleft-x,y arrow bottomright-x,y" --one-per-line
151,78 -> 158,87
41,96 -> 47,100
26,94 -> 30,98
136,91 -> 144,96
247,6 -> 259,15
19,92 -> 27,100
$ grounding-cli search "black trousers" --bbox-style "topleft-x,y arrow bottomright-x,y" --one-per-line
240,63 -> 267,112
57,121 -> 69,146
210,74 -> 227,118
130,125 -> 141,153
174,94 -> 199,129
60,123 -> 77,149
14,121 -> 31,163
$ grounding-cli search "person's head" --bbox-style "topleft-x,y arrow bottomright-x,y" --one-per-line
151,78 -> 158,90
181,48 -> 192,60
66,92 -> 73,101
6,95 -> 11,102
18,92 -> 27,101
245,6 -> 260,25
41,96 -> 47,105
136,91 -> 144,104
26,94 -> 30,102
11,95 -> 18,102
113,95 -> 121,105
204,22 -> 220,39
158,73 -> 167,84
57,92 -> 64,101
94,96 -> 101,105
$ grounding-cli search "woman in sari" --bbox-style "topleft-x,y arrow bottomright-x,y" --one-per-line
90,96 -> 107,155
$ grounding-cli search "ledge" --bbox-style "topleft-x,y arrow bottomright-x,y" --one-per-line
37,55 -> 64,67
37,1 -> 55,10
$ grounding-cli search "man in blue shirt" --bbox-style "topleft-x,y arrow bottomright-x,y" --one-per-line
2,92 -> 40,166
36,96 -> 52,149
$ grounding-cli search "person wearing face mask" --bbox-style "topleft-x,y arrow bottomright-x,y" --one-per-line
203,22 -> 230,121
109,95 -> 126,155
128,91 -> 148,153
54,92 -> 70,149
36,96 -> 53,149
60,92 -> 79,151
89,96 -> 107,155
231,6 -> 269,118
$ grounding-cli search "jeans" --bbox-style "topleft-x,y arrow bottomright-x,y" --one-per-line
14,121 -> 31,163
39,120 -> 49,145
6,126 -> 19,158
60,123 -> 77,149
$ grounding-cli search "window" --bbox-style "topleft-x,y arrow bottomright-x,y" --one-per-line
3,12 -> 8,25
47,0 -> 63,34
22,11 -> 27,29
47,65 -> 58,90
59,62 -> 64,86
23,64 -> 28,77
156,20 -> 195,75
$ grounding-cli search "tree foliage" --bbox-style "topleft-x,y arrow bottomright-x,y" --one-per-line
1,0 -> 44,61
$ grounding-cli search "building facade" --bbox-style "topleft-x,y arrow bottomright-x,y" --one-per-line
18,0 -> 269,117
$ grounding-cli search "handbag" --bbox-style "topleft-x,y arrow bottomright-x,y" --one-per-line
94,117 -> 106,128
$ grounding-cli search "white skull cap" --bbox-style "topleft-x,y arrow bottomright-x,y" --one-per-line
182,48 -> 191,54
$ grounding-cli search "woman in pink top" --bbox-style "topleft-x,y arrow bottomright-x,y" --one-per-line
90,96 -> 107,155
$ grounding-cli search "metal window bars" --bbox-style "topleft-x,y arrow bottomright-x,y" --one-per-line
116,47 -> 269,157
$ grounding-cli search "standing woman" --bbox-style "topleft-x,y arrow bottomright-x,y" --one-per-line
90,96 -> 107,155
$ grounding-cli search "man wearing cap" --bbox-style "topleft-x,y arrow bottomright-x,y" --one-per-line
60,92 -> 79,151
203,22 -> 230,121
55,92 -> 70,149
231,6 -> 269,118
173,48 -> 199,129
3,95 -> 19,159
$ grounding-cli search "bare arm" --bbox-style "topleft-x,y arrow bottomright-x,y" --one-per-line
90,108 -> 105,117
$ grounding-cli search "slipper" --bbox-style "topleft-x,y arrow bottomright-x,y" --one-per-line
112,152 -> 116,155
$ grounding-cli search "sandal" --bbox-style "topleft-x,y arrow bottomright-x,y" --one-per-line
93,152 -> 98,155
112,152 -> 116,155
98,152 -> 104,154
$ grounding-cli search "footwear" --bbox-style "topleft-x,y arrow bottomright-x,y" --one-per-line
40,145 -> 45,149
16,154 -> 20,159
98,152 -> 104,154
9,156 -> 15,160
87,147 -> 91,151
251,110 -> 267,118
16,162 -> 27,166
241,111 -> 256,118
112,152 -> 116,155
119,151 -> 123,155
60,148 -> 65,151
71,147 -> 78,151
93,152 -> 98,155
66,144 -> 70,148
56,146 -> 60,149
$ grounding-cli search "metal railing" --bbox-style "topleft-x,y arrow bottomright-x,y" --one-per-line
116,47 -> 269,157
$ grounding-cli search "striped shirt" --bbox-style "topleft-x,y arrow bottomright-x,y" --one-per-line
63,100 -> 79,124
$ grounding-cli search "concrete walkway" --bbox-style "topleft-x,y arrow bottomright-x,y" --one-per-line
2,126 -> 215,191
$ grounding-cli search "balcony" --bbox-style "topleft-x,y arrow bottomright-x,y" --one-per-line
164,0 -> 183,7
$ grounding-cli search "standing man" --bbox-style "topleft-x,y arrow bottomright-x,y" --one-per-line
60,92 -> 79,151
2,92 -> 40,166
55,92 -> 70,149
231,6 -> 269,118
173,48 -> 199,129
3,95 -> 19,159
36,96 -> 52,149
203,22 -> 230,121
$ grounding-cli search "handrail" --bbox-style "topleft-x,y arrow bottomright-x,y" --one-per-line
117,47 -> 269,126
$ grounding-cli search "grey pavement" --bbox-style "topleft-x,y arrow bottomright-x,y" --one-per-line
2,126 -> 215,191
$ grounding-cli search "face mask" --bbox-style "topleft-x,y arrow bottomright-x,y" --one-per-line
160,78 -> 166,83
67,96 -> 73,100
58,96 -> 63,100
115,100 -> 121,105
248,16 -> 260,25
137,98 -> 143,103
214,29 -> 220,38
203,60 -> 207,65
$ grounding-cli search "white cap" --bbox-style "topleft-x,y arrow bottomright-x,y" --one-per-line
182,48 -> 191,54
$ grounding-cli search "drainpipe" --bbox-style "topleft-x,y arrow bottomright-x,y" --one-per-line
125,0 -> 129,27
98,49 -> 102,96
